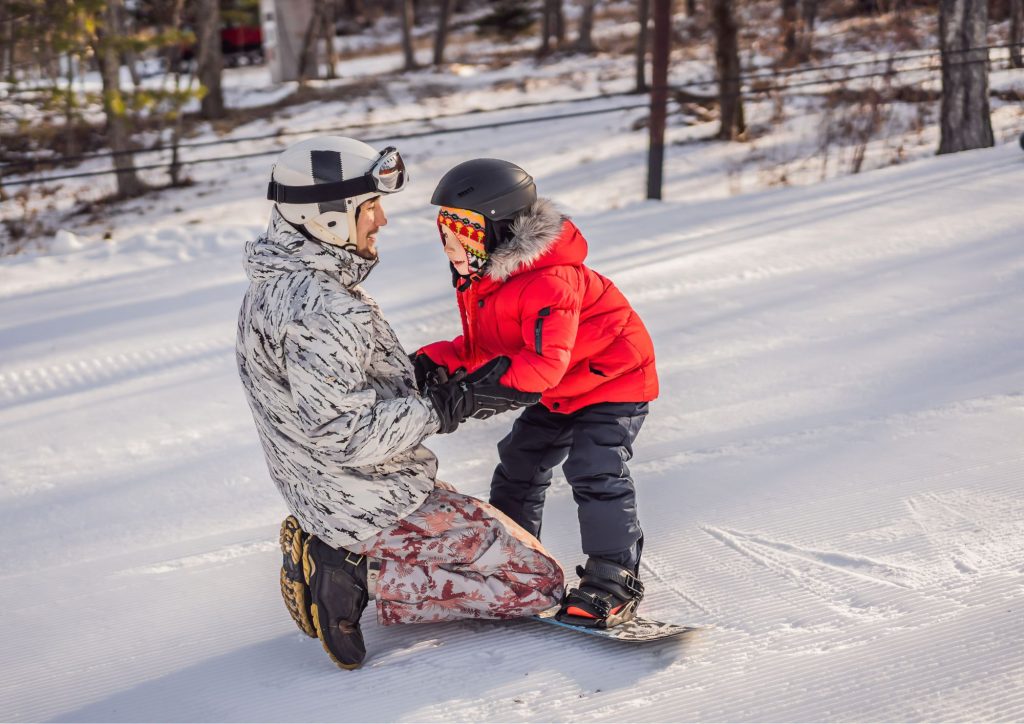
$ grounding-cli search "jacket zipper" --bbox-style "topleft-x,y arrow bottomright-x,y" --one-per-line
462,285 -> 478,363
534,307 -> 551,355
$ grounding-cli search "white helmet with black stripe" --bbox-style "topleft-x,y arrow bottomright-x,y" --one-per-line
267,136 -> 408,247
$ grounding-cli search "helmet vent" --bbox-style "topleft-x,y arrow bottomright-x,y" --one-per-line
310,149 -> 346,215
457,186 -> 475,197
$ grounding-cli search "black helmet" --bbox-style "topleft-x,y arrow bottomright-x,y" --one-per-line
430,158 -> 537,221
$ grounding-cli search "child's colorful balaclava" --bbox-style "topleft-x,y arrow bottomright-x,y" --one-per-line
437,206 -> 489,278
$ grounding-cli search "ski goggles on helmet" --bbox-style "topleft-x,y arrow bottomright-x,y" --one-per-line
267,146 -> 408,205
370,146 -> 407,193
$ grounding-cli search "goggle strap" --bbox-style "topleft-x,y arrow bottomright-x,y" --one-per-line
266,175 -> 377,205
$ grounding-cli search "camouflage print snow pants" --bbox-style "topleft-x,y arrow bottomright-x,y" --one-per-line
348,484 -> 565,625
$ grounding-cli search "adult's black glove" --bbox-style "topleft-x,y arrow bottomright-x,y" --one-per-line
462,357 -> 542,420
409,352 -> 444,391
424,368 -> 470,434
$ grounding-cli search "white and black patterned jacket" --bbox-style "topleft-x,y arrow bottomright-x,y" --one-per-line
236,209 -> 440,548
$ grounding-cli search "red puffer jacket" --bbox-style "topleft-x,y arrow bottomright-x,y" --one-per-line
418,199 -> 658,415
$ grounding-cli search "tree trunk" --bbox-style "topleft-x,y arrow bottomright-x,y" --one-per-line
168,0 -> 186,73
577,0 -> 597,53
434,0 -> 453,65
322,0 -> 339,79
712,0 -> 745,140
400,0 -> 419,70
160,0 -> 187,186
1011,0 -> 1023,68
64,53 -> 77,156
938,0 -> 993,153
554,0 -> 566,42
540,0 -> 555,56
636,0 -> 650,92
647,0 -> 671,199
120,6 -> 142,89
168,68 -> 191,186
781,0 -> 798,61
196,0 -> 225,118
798,0 -> 818,60
298,0 -> 325,82
95,0 -> 145,198
1,5 -> 13,85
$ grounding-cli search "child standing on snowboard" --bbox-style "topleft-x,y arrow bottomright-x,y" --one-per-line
414,158 -> 659,628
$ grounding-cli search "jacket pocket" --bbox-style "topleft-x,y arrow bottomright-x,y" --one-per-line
534,307 -> 551,355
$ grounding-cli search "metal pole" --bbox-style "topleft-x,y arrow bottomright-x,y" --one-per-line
647,0 -> 671,200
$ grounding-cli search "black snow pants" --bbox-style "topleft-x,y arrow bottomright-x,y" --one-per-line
489,401 -> 648,568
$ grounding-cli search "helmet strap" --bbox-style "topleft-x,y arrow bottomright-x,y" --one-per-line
346,204 -> 360,252
450,262 -> 485,291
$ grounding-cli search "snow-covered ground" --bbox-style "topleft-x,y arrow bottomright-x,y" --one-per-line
1,81 -> 1022,719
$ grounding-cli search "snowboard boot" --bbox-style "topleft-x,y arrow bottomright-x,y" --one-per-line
278,515 -> 317,638
555,557 -> 644,629
302,536 -> 371,670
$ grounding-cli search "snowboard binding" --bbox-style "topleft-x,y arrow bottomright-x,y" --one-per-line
555,557 -> 645,629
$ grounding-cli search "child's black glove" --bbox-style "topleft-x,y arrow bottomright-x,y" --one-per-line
425,357 -> 541,433
461,357 -> 542,420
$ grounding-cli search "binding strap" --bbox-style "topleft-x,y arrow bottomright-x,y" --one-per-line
577,558 -> 645,600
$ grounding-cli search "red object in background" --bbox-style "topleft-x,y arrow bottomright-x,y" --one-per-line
221,25 -> 262,55
178,25 -> 263,66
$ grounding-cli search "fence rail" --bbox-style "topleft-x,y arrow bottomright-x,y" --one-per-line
2,41 -> 1021,190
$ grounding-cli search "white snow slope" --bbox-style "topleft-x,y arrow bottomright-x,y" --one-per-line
1,116 -> 1022,721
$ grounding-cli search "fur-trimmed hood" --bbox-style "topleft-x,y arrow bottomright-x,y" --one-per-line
486,198 -> 583,281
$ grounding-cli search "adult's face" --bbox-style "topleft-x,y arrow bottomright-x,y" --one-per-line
354,196 -> 387,258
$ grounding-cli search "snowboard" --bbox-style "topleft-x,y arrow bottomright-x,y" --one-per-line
532,607 -> 699,642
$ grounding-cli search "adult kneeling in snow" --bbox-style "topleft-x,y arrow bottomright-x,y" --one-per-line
235,136 -> 564,670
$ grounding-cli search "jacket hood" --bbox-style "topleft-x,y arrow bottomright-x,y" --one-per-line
243,207 -> 377,288
486,197 -> 586,281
